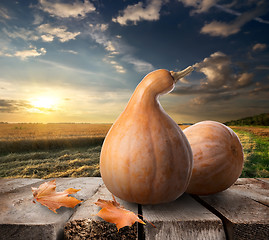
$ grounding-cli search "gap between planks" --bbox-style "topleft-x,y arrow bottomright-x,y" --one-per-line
190,194 -> 230,240
191,179 -> 269,240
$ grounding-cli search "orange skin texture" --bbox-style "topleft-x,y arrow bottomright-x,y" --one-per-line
100,69 -> 193,204
184,121 -> 244,195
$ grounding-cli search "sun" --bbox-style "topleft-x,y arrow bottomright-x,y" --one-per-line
29,96 -> 59,112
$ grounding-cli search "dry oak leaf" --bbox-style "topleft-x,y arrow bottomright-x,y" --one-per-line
95,195 -> 145,230
32,179 -> 82,213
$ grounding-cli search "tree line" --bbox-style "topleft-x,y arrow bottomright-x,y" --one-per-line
225,113 -> 269,126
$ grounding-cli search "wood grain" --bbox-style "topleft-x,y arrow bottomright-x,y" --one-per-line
65,183 -> 139,240
0,178 -> 102,240
142,193 -> 225,240
232,178 -> 269,206
199,187 -> 269,240
258,178 -> 269,184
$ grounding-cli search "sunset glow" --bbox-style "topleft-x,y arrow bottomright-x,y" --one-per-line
0,0 -> 268,123
29,96 -> 59,112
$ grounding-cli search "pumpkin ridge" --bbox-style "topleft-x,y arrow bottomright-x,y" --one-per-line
182,130 -> 193,191
147,109 -> 157,203
160,111 -> 173,201
184,121 -> 244,195
107,129 -> 117,195
128,125 -> 135,202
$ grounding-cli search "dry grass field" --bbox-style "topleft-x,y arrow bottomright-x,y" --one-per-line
0,146 -> 102,179
0,123 -> 111,155
0,123 -> 112,140
0,123 -> 268,178
230,126 -> 269,138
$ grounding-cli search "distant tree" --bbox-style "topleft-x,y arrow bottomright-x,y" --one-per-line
225,113 -> 269,126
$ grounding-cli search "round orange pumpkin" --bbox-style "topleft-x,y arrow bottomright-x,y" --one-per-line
100,67 -> 193,204
184,121 -> 244,195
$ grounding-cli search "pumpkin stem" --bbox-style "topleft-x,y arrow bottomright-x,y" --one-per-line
170,66 -> 194,83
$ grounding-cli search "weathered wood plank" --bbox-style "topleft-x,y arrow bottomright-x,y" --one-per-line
142,193 -> 226,240
0,178 -> 44,193
0,177 -> 102,240
65,183 -> 139,240
199,187 -> 269,240
231,178 -> 269,206
258,178 -> 269,184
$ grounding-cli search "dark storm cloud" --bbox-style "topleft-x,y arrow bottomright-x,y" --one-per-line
172,52 -> 257,104
190,92 -> 239,105
0,99 -> 31,112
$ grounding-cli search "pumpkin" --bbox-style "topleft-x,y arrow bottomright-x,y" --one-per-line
183,121 -> 244,195
100,67 -> 193,204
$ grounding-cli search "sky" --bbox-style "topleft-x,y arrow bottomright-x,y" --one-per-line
0,0 -> 268,124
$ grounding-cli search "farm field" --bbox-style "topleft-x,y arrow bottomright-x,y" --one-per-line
232,127 -> 268,178
0,123 -> 268,178
0,123 -> 112,140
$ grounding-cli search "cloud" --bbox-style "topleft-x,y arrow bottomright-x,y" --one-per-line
14,47 -> 46,60
40,34 -> 54,42
59,49 -> 78,55
167,95 -> 269,123
122,55 -> 154,73
179,77 -> 190,84
87,23 -> 154,73
179,0 -> 218,14
38,59 -> 96,76
112,0 -> 163,25
179,0 -> 269,24
103,57 -> 126,74
3,23 -> 80,43
0,99 -> 31,113
214,3 -> 240,16
3,27 -> 39,41
104,41 -> 120,55
172,52 -> 254,104
33,14 -> 44,25
0,7 -> 11,20
190,92 -> 238,105
249,82 -> 269,95
256,65 -> 269,70
215,4 -> 269,24
200,1 -> 269,37
193,51 -> 251,89
236,72 -> 253,87
37,23 -> 80,42
88,24 -> 120,55
254,16 -> 269,24
38,0 -> 95,18
114,65 -> 126,73
200,21 -> 240,37
89,23 -> 109,32
252,43 -> 267,52
0,50 -> 12,57
88,24 -> 121,56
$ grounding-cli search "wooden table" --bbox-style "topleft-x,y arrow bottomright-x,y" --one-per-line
0,178 -> 268,240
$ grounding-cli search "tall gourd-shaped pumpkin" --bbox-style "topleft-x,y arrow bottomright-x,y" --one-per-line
100,67 -> 193,204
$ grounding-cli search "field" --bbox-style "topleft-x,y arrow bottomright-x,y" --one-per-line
0,123 -> 268,178
231,126 -> 269,177
0,123 -> 112,140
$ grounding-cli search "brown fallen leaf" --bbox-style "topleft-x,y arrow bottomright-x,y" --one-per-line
32,179 -> 82,213
95,195 -> 145,230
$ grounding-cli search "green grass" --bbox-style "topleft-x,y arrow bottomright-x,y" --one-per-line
0,137 -> 104,155
0,145 -> 101,178
233,129 -> 269,178
0,128 -> 268,179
